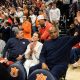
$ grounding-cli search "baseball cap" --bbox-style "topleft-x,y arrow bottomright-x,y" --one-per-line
37,15 -> 45,20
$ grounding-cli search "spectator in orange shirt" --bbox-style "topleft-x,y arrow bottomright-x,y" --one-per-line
22,16 -> 32,40
37,15 -> 53,42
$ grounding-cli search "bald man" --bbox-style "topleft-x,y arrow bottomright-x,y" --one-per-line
29,26 -> 80,80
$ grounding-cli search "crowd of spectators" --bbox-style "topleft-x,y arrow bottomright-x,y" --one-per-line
0,0 -> 80,80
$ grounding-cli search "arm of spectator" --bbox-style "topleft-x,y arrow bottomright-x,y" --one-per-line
33,43 -> 43,59
16,55 -> 23,61
71,25 -> 80,46
42,63 -> 49,70
39,42 -> 47,64
41,30 -> 49,40
74,32 -> 78,36
2,39 -> 11,58
24,43 -> 33,59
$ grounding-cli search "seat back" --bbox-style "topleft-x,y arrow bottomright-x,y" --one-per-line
28,69 -> 55,80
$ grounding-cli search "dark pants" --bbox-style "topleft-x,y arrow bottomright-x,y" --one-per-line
70,48 -> 80,64
50,63 -> 68,80
29,63 -> 68,80
29,63 -> 41,75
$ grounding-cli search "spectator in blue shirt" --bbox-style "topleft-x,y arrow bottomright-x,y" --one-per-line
29,26 -> 80,80
3,27 -> 29,62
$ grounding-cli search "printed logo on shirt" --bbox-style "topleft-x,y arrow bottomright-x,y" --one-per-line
22,42 -> 25,44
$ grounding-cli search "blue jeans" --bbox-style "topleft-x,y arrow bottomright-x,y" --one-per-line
70,48 -> 80,64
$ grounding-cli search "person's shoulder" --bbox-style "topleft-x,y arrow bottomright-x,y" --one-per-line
0,39 -> 5,42
45,21 -> 52,28
8,37 -> 16,41
0,39 -> 6,44
59,35 -> 73,42
56,8 -> 60,11
22,38 -> 30,43
59,35 -> 71,39
22,38 -> 29,41
43,39 -> 51,44
33,14 -> 36,17
50,8 -> 53,11
37,41 -> 43,46
6,38 -> 16,44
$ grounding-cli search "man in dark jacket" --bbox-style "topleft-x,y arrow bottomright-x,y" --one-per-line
3,27 -> 29,62
29,26 -> 80,80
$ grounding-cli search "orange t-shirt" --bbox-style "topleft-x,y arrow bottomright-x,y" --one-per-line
22,21 -> 32,40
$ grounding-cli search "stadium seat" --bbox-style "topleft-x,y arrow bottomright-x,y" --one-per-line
8,61 -> 27,80
28,69 -> 56,80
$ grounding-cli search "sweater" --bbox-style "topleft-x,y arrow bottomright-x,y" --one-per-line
3,38 -> 29,62
40,35 -> 80,68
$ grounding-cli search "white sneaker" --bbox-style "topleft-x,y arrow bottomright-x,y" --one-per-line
72,62 -> 79,68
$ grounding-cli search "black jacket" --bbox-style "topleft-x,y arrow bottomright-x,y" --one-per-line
3,38 -> 29,62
